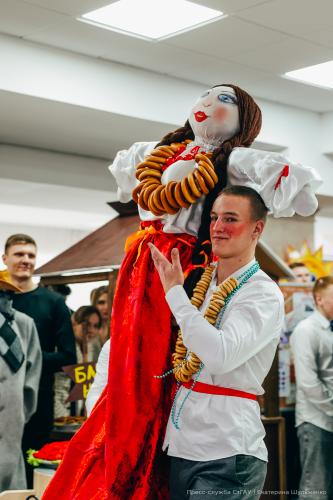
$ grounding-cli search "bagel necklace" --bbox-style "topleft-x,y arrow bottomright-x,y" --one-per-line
132,140 -> 219,216
154,260 -> 260,429
172,264 -> 237,383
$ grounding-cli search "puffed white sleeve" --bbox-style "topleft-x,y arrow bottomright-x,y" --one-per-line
109,141 -> 157,202
85,339 -> 110,416
228,147 -> 322,218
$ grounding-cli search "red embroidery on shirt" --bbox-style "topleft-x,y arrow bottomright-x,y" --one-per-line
274,164 -> 289,190
162,145 -> 206,172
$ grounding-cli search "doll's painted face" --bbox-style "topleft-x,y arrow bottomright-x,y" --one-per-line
189,86 -> 240,146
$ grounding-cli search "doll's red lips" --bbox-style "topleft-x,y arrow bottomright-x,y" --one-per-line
194,111 -> 208,122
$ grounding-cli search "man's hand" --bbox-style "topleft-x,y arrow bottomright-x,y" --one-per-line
148,243 -> 184,294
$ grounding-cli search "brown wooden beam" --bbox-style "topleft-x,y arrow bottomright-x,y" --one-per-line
40,272 -> 110,286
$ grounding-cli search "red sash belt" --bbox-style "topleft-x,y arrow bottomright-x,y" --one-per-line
182,381 -> 257,401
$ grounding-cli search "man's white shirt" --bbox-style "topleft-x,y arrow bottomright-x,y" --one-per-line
163,259 -> 284,462
290,310 -> 333,432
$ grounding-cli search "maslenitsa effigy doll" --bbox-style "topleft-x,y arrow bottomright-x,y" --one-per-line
42,84 -> 320,500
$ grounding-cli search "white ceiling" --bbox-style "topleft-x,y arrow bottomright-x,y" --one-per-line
1,0 -> 333,228
0,0 -> 332,165
0,0 -> 332,112
0,90 -> 174,159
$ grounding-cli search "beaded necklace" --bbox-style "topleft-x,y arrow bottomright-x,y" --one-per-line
169,260 -> 260,429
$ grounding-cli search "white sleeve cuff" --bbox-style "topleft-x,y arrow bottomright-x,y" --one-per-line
165,285 -> 192,315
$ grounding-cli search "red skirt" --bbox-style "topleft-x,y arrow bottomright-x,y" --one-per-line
43,222 -> 196,500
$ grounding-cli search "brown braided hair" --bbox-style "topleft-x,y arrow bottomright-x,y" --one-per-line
157,84 -> 262,295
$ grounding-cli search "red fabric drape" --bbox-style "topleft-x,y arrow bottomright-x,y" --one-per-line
43,223 -> 195,500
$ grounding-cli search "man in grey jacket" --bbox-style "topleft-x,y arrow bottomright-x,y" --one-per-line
0,270 -> 42,492
291,276 -> 333,500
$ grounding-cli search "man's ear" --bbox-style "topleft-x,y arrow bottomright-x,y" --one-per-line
2,253 -> 6,266
253,220 -> 265,239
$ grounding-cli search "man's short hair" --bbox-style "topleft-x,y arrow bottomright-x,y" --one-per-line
313,276 -> 333,303
289,262 -> 307,270
219,185 -> 268,222
4,234 -> 37,254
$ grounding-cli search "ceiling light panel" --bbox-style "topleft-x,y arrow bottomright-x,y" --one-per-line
284,60 -> 333,89
79,0 -> 224,41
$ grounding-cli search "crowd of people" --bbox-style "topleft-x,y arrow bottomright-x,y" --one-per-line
0,233 -> 110,491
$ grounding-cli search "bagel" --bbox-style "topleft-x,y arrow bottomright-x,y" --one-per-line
199,158 -> 218,184
136,160 -> 161,170
160,187 -> 178,214
223,282 -> 233,294
211,297 -> 225,305
173,355 -> 184,364
187,172 -> 203,198
193,169 -> 210,194
146,155 -> 166,165
164,182 -> 179,210
188,361 -> 201,371
170,142 -> 184,150
197,164 -> 216,190
188,356 -> 201,366
175,371 -> 191,383
175,349 -> 187,357
193,284 -> 208,294
199,276 -> 212,284
147,194 -> 164,216
174,182 -> 191,209
132,182 -> 145,203
142,183 -> 159,207
194,152 -> 208,162
150,149 -> 171,159
218,290 -> 228,299
144,160 -> 163,170
138,190 -> 150,212
181,177 -> 197,204
142,178 -> 161,188
152,186 -> 166,212
181,364 -> 193,377
138,169 -> 162,181
206,302 -> 221,312
158,145 -> 176,156
135,167 -> 146,180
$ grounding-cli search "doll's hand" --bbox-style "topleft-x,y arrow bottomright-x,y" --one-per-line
148,243 -> 184,293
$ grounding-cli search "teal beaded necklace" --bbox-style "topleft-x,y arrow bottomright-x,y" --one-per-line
170,260 -> 260,429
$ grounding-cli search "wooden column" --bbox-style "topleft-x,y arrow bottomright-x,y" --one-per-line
263,350 -> 279,417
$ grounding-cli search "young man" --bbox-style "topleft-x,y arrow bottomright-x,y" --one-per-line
2,234 -> 76,486
149,185 -> 285,499
289,262 -> 312,284
290,276 -> 333,500
0,270 -> 41,492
